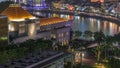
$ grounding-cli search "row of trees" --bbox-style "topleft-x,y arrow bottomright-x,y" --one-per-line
73,30 -> 93,40
71,30 -> 120,68
92,31 -> 120,62
0,39 -> 53,64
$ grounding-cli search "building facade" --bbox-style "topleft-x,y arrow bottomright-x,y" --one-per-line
1,4 -> 72,45
1,4 -> 40,43
40,17 -> 72,45
91,0 -> 117,2
9,0 -> 48,9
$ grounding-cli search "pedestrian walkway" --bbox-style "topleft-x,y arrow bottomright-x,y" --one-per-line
82,55 -> 97,66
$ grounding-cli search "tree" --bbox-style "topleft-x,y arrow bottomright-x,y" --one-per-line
92,45 -> 104,62
94,31 -> 105,45
114,32 -> 120,45
102,36 -> 114,61
74,31 -> 82,39
93,31 -> 105,62
84,30 -> 93,40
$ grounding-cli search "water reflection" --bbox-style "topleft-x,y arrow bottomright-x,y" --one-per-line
35,12 -> 120,35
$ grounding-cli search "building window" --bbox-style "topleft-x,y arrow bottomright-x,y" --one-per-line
19,27 -> 25,34
66,32 -> 68,35
9,23 -> 14,32
59,33 -> 61,37
51,34 -> 56,39
36,23 -> 40,30
44,37 -> 46,40
62,33 -> 63,37
28,23 -> 36,36
19,23 -> 25,27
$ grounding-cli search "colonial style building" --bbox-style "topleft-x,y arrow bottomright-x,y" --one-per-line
1,4 -> 40,43
1,4 -> 72,45
39,17 -> 72,45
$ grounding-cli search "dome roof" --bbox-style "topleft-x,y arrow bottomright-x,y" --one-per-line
1,4 -> 33,21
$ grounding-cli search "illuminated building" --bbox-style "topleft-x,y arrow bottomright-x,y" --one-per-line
9,0 -> 48,9
1,4 -> 40,43
0,15 -> 8,45
9,0 -> 27,4
1,4 -> 72,45
90,0 -> 117,2
91,0 -> 104,2
40,17 -> 72,45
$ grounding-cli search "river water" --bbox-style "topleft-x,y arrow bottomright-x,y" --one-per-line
35,12 -> 120,36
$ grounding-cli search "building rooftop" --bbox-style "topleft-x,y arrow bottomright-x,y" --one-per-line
1,4 -> 35,21
40,17 -> 68,26
0,50 -> 71,68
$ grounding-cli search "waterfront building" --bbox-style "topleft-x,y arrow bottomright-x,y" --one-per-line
39,17 -> 72,45
0,15 -> 8,45
1,4 -> 40,43
1,4 -> 72,45
9,0 -> 48,9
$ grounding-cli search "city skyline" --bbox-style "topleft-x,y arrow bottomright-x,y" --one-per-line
0,0 -> 120,68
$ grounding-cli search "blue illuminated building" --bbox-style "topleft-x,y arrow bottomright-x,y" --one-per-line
9,0 -> 49,9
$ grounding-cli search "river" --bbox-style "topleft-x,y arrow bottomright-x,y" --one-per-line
34,12 -> 120,36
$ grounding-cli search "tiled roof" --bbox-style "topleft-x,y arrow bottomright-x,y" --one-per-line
1,4 -> 33,21
40,17 -> 67,26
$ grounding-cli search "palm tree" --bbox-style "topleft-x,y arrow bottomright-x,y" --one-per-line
103,36 -> 114,61
94,31 -> 105,45
114,32 -> 120,45
74,31 -> 82,39
93,31 -> 105,62
113,47 -> 120,57
92,45 -> 104,62
84,30 -> 93,40
20,39 -> 35,53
